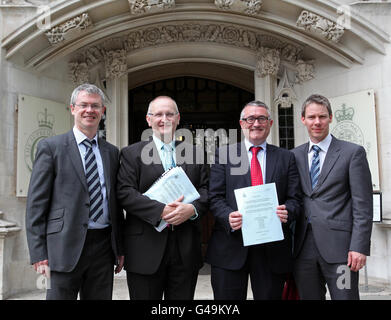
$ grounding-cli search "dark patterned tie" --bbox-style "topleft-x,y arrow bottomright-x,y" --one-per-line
310,145 -> 321,189
250,146 -> 264,186
82,139 -> 103,222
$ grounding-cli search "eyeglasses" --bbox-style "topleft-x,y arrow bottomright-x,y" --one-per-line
241,116 -> 270,124
74,103 -> 103,110
148,112 -> 178,119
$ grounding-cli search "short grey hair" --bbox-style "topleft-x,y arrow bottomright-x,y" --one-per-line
240,100 -> 271,120
70,83 -> 106,106
147,96 -> 179,114
301,94 -> 332,117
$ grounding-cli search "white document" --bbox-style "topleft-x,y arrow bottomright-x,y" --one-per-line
143,166 -> 200,232
234,183 -> 284,246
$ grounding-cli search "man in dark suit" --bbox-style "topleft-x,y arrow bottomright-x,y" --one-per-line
117,96 -> 208,300
206,100 -> 302,300
292,94 -> 373,300
26,83 -> 124,300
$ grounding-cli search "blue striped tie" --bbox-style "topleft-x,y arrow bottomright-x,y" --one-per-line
82,139 -> 104,222
162,144 -> 176,171
310,145 -> 321,189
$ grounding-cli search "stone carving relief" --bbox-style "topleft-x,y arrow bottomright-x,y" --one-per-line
296,10 -> 344,43
69,22 -> 315,83
69,62 -> 89,86
104,49 -> 127,79
45,13 -> 92,45
275,68 -> 297,109
255,47 -> 280,78
128,0 -> 175,14
215,0 -> 263,16
295,59 -> 315,83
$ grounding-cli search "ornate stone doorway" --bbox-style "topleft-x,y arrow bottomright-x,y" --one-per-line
129,75 -> 254,256
128,76 -> 254,143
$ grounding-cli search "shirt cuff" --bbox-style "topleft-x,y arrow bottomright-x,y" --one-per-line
190,205 -> 198,220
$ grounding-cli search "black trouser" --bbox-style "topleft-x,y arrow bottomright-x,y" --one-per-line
46,227 -> 114,300
211,245 -> 285,300
126,230 -> 199,300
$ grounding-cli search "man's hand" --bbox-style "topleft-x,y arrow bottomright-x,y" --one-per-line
115,256 -> 124,274
276,204 -> 288,223
162,195 -> 194,226
33,260 -> 50,277
229,211 -> 242,230
347,251 -> 367,272
162,202 -> 177,217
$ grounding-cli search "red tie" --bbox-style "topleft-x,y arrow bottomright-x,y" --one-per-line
251,146 -> 264,186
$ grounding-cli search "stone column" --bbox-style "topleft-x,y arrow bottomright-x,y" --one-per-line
254,47 -> 280,145
104,50 -> 129,149
0,211 -> 21,300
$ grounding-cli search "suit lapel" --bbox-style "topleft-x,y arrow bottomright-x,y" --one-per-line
99,138 -> 111,198
66,130 -> 88,192
148,140 -> 165,178
299,143 -> 312,194
175,140 -> 187,173
314,136 -> 340,190
236,142 -> 251,187
265,144 -> 277,184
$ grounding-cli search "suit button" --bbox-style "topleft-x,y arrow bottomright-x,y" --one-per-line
85,203 -> 90,207
83,223 -> 88,228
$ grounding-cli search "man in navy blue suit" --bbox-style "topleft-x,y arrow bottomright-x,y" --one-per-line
206,100 -> 302,300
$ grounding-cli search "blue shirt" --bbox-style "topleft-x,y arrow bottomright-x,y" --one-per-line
152,134 -> 198,220
153,135 -> 176,171
73,127 -> 110,229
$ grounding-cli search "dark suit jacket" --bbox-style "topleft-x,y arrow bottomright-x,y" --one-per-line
292,136 -> 373,263
206,142 -> 302,274
116,139 -> 209,275
26,130 -> 123,272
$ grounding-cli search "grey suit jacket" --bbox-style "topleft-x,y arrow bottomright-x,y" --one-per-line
292,136 -> 373,263
26,130 -> 123,272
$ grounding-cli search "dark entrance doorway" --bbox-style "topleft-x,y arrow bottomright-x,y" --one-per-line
129,76 -> 254,256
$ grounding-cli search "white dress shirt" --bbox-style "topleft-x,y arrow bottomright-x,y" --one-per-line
244,138 -> 267,181
73,127 -> 110,229
307,133 -> 332,175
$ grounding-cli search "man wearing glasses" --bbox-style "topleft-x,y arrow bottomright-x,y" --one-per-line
26,83 -> 124,299
117,96 -> 208,300
206,100 -> 302,299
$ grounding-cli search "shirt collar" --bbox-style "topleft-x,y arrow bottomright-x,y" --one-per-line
244,138 -> 267,152
308,133 -> 332,153
73,126 -> 98,146
152,134 -> 175,151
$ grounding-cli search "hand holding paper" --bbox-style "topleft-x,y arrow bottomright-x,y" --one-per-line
143,167 -> 200,231
161,195 -> 195,226
234,183 -> 284,246
229,211 -> 242,230
276,204 -> 288,223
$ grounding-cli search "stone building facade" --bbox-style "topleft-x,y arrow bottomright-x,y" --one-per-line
1,0 -> 391,298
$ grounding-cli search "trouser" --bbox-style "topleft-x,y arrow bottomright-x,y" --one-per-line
294,225 -> 359,300
47,227 -> 114,300
126,230 -> 199,300
211,245 -> 285,300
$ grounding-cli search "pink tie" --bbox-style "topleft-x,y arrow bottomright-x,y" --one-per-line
251,147 -> 264,186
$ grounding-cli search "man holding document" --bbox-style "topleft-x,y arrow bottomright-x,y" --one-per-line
117,96 -> 208,300
206,100 -> 302,300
